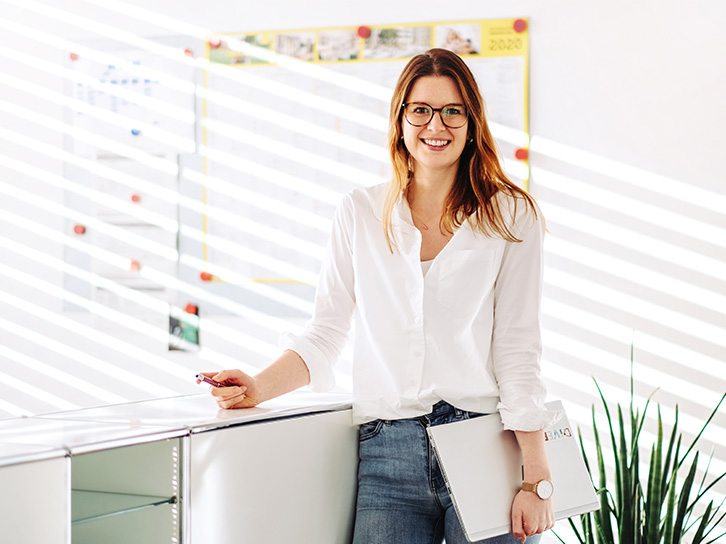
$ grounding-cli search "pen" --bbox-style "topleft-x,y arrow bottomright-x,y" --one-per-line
196,374 -> 225,388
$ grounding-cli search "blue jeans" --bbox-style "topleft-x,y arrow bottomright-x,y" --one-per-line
352,401 -> 542,544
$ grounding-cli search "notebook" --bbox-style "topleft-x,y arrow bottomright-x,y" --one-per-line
426,400 -> 599,541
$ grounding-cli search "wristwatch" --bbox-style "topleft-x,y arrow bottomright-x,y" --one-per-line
522,479 -> 554,500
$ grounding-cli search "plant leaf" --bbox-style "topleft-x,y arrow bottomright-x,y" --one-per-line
672,451 -> 699,543
691,501 -> 713,543
663,460 -> 678,544
677,393 -> 726,470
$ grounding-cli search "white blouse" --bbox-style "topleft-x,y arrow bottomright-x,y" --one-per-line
282,183 -> 560,430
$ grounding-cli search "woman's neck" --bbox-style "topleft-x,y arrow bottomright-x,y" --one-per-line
406,169 -> 455,217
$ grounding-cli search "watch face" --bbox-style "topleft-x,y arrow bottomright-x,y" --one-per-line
537,480 -> 554,499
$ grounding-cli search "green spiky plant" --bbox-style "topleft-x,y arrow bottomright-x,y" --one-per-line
555,349 -> 726,544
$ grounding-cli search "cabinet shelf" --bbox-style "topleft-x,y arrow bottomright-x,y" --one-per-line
71,489 -> 176,525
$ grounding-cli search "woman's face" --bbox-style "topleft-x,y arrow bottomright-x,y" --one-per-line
402,75 -> 469,179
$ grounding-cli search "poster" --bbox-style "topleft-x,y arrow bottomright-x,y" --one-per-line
200,19 -> 530,291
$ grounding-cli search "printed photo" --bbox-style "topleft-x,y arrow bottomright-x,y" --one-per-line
363,26 -> 432,60
209,34 -> 273,65
276,32 -> 316,62
435,23 -> 481,56
318,29 -> 359,61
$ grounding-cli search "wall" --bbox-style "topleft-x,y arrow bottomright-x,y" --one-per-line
0,0 -> 724,539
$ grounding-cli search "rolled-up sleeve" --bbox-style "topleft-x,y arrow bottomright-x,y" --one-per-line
280,195 -> 356,392
491,201 -> 562,430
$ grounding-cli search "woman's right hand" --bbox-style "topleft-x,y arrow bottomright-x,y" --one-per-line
197,369 -> 261,409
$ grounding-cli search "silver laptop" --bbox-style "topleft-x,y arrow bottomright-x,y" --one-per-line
427,400 -> 599,541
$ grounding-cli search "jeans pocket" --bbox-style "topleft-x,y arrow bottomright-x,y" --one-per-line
358,419 -> 385,442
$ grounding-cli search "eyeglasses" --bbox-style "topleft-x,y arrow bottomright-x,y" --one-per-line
402,102 -> 468,128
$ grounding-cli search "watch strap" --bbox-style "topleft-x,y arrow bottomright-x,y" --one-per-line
521,482 -> 538,493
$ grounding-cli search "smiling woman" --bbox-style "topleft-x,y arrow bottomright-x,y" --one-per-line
203,48 -> 559,544
382,48 -> 536,253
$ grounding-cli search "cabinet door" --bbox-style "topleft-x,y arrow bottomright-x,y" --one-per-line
190,409 -> 358,544
0,457 -> 68,544
71,438 -> 181,544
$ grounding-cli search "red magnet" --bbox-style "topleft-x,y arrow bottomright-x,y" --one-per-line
184,48 -> 194,58
184,303 -> 199,315
69,52 -> 79,61
357,26 -> 372,39
200,271 -> 213,282
73,224 -> 86,235
130,260 -> 141,272
208,36 -> 222,49
131,193 -> 141,203
513,19 -> 528,33
515,148 -> 529,160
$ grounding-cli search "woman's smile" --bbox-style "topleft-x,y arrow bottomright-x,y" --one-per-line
421,138 -> 451,148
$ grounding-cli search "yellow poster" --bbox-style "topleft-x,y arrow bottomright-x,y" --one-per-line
198,19 -> 530,288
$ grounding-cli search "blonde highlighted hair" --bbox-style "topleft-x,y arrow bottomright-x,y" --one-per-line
382,48 -> 537,250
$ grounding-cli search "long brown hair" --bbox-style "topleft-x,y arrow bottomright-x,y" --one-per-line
382,48 -> 537,251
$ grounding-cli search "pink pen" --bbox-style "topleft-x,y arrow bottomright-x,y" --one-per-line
196,374 -> 225,388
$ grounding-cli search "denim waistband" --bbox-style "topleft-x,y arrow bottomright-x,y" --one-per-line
418,400 -> 486,427
429,400 -> 464,417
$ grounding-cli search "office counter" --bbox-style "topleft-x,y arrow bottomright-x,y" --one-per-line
0,391 -> 358,544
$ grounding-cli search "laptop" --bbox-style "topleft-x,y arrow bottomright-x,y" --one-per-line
426,400 -> 599,541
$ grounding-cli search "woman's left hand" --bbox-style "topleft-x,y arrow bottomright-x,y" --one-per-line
511,489 -> 555,542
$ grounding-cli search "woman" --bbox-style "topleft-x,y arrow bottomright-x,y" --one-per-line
199,48 -> 560,543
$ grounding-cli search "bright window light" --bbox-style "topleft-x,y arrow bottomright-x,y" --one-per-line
0,370 -> 79,411
179,225 -> 318,286
205,63 -> 388,132
530,135 -> 726,213
0,339 -> 127,404
545,266 -> 725,347
0,154 -> 178,233
178,253 -> 314,314
180,187 -> 327,259
0,45 -> 193,123
0,266 -> 193,385
199,144 -> 342,206
0,71 -> 194,153
542,306 -> 723,408
540,201 -> 725,281
534,167 -> 726,248
0,99 -> 178,175
543,297 -> 724,379
0,179 -> 178,263
203,118 -> 382,187
182,168 -> 331,232
545,236 -> 725,313
0,126 -> 179,204
199,87 -> 388,163
0,397 -> 29,418
0,16 -> 196,95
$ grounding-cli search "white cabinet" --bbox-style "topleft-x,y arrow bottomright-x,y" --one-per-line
0,446 -> 68,544
0,392 -> 357,543
190,409 -> 358,543
0,418 -> 187,544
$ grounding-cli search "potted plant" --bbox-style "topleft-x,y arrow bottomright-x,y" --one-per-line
556,352 -> 726,544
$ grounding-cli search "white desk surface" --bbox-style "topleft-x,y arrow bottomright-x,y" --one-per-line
0,441 -> 67,468
38,390 -> 353,433
0,416 -> 187,456
0,391 -> 352,462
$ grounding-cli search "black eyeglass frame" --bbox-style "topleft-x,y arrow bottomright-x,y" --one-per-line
401,102 -> 469,129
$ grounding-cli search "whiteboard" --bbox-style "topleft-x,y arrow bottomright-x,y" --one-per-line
194,18 -> 531,315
